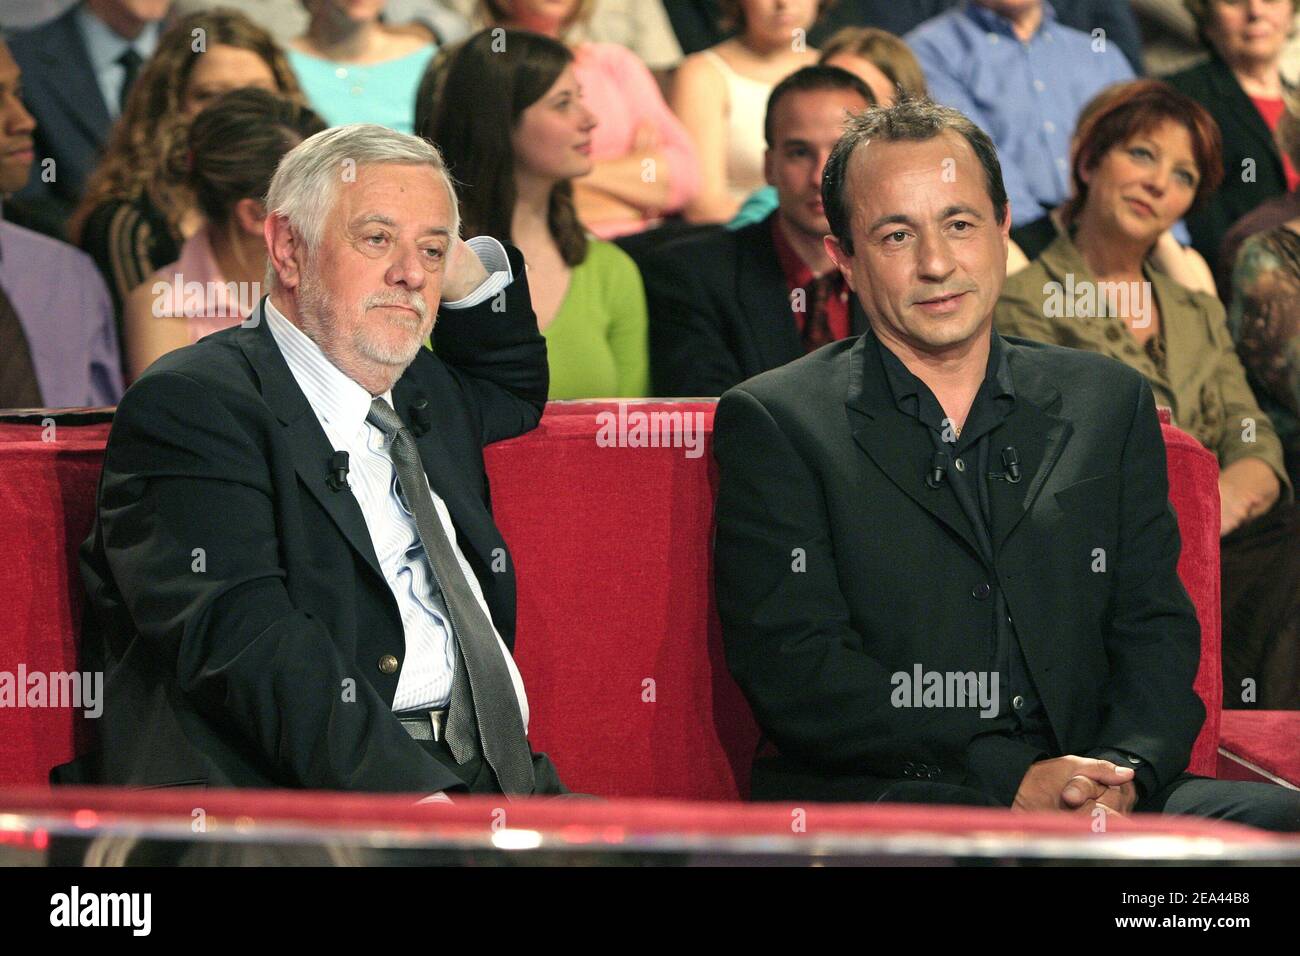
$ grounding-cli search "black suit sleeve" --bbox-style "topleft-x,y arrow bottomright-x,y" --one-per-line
714,386 -> 931,771
432,244 -> 548,445
643,247 -> 746,397
98,370 -> 467,794
1087,375 -> 1205,792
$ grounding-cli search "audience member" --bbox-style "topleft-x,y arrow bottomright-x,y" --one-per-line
995,79 -> 1299,709
671,0 -> 822,223
1228,216 -> 1300,490
907,0 -> 1133,229
0,34 -> 122,410
70,10 -> 301,333
1167,0 -> 1296,276
451,0 -> 683,75
712,96 -> 1300,830
643,66 -> 872,395
7,0 -> 171,241
728,25 -> 927,229
288,0 -> 436,134
173,0 -> 472,45
122,89 -> 326,383
1007,82 -> 1216,296
423,29 -> 649,398
478,0 -> 700,238
1219,90 -> 1300,298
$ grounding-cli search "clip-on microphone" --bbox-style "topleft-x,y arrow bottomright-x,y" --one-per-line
326,450 -> 350,492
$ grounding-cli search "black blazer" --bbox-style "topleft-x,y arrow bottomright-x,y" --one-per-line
713,330 -> 1205,804
642,213 -> 868,396
9,7 -> 114,240
55,246 -> 550,794
1166,54 -> 1289,275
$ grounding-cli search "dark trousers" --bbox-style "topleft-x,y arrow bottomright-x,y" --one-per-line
867,775 -> 1300,833
1221,502 -> 1300,709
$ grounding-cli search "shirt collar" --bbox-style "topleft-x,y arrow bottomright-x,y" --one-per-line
876,328 -> 1016,410
263,297 -> 393,443
963,0 -> 1057,41
76,5 -> 160,73
770,213 -> 843,292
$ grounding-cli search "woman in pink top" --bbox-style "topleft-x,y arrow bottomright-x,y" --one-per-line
479,0 -> 701,237
122,89 -> 326,383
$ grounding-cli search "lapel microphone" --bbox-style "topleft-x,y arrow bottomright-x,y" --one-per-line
326,451 -> 350,492
925,451 -> 948,489
990,446 -> 1022,483
409,398 -> 432,437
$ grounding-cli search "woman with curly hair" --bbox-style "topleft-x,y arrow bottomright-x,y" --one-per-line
70,9 -> 302,329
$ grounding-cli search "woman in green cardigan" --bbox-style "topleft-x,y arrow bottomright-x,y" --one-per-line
995,79 -> 1299,709
419,28 -> 649,399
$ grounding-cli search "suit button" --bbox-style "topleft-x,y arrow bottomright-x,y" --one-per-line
903,761 -> 915,777
378,654 -> 399,675
954,457 -> 966,472
1012,695 -> 1026,711
972,582 -> 991,599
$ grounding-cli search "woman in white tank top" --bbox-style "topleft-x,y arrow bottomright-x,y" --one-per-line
672,0 -> 822,223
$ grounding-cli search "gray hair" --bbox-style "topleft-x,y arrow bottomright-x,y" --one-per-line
821,97 -> 1008,256
263,123 -> 461,287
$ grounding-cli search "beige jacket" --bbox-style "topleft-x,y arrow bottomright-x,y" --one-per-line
995,232 -> 1291,496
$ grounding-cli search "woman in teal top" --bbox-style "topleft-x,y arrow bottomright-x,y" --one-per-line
288,2 -> 435,134
419,29 -> 649,398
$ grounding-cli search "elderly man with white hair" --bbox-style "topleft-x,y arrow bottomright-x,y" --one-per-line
55,123 -> 565,800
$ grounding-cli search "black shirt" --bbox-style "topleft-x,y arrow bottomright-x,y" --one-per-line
874,330 -> 1157,798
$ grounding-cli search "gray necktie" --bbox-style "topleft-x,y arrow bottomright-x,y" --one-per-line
366,397 -> 536,795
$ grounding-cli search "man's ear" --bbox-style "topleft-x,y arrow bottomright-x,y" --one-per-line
824,232 -> 855,292
264,213 -> 303,290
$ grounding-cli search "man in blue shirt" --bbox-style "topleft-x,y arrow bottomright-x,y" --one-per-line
907,1 -> 1134,229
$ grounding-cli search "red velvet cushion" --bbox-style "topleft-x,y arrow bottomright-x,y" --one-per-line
0,405 -> 1223,794
1218,712 -> 1300,787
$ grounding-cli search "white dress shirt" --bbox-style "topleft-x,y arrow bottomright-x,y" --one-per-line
264,237 -> 528,729
75,6 -> 160,120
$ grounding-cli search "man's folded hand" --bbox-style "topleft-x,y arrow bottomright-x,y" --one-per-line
1012,755 -> 1136,813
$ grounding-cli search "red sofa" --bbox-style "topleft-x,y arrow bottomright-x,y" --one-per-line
0,401 -> 1233,797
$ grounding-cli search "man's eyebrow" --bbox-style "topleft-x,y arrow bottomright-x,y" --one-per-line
865,205 -> 985,233
778,137 -> 814,149
348,213 -> 452,238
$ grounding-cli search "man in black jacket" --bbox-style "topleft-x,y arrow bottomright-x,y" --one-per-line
713,99 -> 1299,830
55,124 -> 563,800
643,66 -> 873,396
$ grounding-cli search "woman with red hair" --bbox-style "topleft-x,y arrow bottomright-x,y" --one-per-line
996,79 -> 1298,709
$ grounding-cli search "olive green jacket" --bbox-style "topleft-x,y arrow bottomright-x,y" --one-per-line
995,233 -> 1292,498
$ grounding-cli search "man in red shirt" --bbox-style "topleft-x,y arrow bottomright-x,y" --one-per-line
642,66 -> 873,396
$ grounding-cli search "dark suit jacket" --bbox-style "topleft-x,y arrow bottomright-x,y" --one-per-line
9,6 -> 113,240
1166,54 -> 1289,276
642,214 -> 868,396
713,329 -> 1205,805
54,246 -> 551,794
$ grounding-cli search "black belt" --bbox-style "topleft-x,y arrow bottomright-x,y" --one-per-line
397,708 -> 449,743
